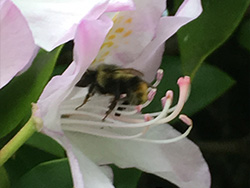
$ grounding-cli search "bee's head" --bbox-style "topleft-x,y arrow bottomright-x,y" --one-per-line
129,82 -> 149,105
76,69 -> 97,87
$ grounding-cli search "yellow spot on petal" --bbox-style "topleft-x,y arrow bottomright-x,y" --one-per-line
112,13 -> 118,23
101,41 -> 114,49
113,14 -> 124,24
123,30 -> 132,37
108,35 -> 116,40
115,28 -> 124,33
125,18 -> 132,23
99,58 -> 105,62
100,51 -> 110,58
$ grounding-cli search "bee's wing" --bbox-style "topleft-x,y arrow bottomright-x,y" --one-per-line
114,68 -> 144,77
76,70 -> 96,87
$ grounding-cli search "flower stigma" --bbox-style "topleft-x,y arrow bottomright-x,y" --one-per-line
60,73 -> 192,144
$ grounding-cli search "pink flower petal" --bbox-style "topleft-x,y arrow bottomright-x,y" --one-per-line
12,0 -> 134,51
139,44 -> 165,82
38,16 -> 112,130
132,0 -> 203,81
93,0 -> 166,69
106,0 -> 135,12
0,0 -> 37,88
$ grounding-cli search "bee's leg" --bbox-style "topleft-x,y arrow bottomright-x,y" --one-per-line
115,100 -> 129,116
102,95 -> 120,121
75,83 -> 95,110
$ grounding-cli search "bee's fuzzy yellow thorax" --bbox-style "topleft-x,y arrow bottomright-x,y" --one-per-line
137,82 -> 148,103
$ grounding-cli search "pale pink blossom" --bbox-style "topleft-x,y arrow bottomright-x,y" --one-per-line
36,0 -> 211,187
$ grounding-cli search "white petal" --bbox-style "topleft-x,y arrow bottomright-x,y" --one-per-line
43,120 -> 114,188
70,141 -> 115,188
100,166 -> 114,183
65,125 -> 211,188
42,128 -> 84,188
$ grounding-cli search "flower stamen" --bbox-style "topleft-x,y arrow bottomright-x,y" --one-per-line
152,69 -> 164,87
133,114 -> 193,143
61,76 -> 192,143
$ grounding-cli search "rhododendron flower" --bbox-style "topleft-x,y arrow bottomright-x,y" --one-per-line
35,0 -> 211,187
12,0 -> 135,51
0,0 -> 38,88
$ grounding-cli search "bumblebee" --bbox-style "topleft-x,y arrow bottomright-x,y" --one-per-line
75,64 -> 150,120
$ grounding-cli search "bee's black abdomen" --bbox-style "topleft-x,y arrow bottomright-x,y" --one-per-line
127,76 -> 142,91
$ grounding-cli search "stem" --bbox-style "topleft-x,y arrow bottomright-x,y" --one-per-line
0,116 -> 37,166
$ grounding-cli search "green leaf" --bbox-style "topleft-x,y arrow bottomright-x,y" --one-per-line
4,145 -> 61,184
25,132 -> 65,158
183,60 -> 236,115
0,166 -> 10,188
237,18 -> 250,52
146,56 -> 235,116
51,64 -> 69,77
177,0 -> 250,78
111,165 -> 142,188
0,46 -> 63,138
13,158 -> 72,188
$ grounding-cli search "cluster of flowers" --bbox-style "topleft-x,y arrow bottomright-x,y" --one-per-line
0,0 -> 210,187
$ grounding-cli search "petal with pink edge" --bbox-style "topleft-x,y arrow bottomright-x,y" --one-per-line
38,16 -> 112,130
42,128 -> 84,188
42,128 -> 115,188
71,144 -> 115,188
0,0 -> 37,89
132,0 -> 203,80
39,16 -> 113,187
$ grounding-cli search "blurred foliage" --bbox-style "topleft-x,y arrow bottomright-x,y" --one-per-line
12,159 -> 72,188
4,145 -> 61,184
0,166 -> 10,188
237,18 -> 250,52
176,0 -> 250,78
111,165 -> 142,188
25,132 -> 65,158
